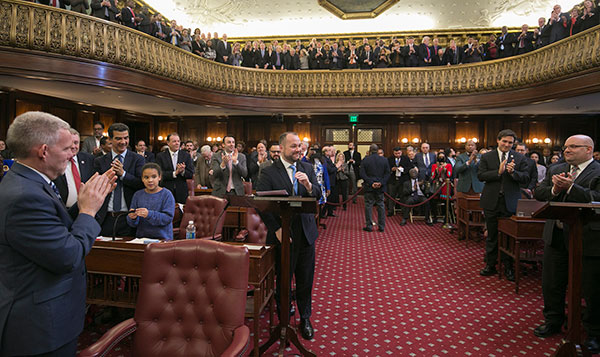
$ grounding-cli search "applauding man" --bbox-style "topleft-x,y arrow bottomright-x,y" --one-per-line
211,135 -> 248,197
156,133 -> 194,204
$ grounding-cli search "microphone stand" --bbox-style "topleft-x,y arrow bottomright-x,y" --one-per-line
112,211 -> 131,241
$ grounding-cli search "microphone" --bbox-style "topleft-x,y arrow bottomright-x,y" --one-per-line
212,199 -> 230,240
113,210 -> 133,241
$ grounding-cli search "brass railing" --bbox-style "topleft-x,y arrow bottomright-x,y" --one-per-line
1,0 -> 599,98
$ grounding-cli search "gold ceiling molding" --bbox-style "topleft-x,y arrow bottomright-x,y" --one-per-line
318,0 -> 401,20
1,0 -> 599,99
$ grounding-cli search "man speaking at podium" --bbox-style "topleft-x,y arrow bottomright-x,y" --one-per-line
533,135 -> 600,353
257,131 -> 321,340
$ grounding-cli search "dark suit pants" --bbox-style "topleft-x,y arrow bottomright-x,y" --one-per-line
272,234 -> 316,320
337,179 -> 348,208
364,191 -> 385,229
402,195 -> 430,220
387,178 -> 402,213
326,185 -> 338,215
483,194 -> 514,268
348,170 -> 358,203
543,227 -> 600,335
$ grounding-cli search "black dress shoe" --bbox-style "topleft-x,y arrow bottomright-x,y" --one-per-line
585,336 -> 600,354
327,213 -> 337,217
533,323 -> 561,338
425,220 -> 434,226
480,265 -> 498,276
378,227 -> 385,232
300,318 -> 314,340
362,226 -> 372,232
387,212 -> 394,217
399,219 -> 407,226
504,268 -> 515,282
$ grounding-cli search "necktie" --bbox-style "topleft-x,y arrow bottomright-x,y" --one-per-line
50,181 -> 61,200
172,152 -> 178,172
424,154 -> 429,167
71,158 -> 81,193
51,0 -> 58,7
291,164 -> 298,195
570,165 -> 579,179
226,155 -> 234,192
113,154 -> 123,211
413,180 -> 417,193
501,152 -> 507,163
395,158 -> 399,166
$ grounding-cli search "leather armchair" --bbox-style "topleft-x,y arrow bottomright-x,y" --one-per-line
187,178 -> 195,197
178,195 -> 228,240
243,181 -> 253,195
234,208 -> 267,244
80,239 -> 250,357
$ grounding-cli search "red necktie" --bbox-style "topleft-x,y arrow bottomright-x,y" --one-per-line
71,158 -> 81,193
51,0 -> 58,6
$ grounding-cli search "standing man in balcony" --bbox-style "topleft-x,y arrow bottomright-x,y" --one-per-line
120,0 -> 141,30
216,34 -> 232,64
37,0 -> 70,9
91,0 -> 118,22
211,135 -> 248,197
478,129 -> 530,282
156,133 -> 194,204
548,4 -> 570,44
81,121 -> 105,156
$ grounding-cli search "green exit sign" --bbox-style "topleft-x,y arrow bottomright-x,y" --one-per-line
348,114 -> 359,123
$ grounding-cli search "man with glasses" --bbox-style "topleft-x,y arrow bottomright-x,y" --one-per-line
478,129 -> 530,281
258,143 -> 280,178
533,135 -> 600,353
81,121 -> 105,156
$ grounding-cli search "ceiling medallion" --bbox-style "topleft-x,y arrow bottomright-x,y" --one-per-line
318,0 -> 400,20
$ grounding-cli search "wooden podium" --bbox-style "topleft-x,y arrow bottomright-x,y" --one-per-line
533,202 -> 600,357
227,195 -> 317,356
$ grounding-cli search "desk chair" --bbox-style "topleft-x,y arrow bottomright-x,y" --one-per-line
178,195 -> 228,240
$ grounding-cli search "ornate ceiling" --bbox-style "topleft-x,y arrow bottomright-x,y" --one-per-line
144,0 -> 583,37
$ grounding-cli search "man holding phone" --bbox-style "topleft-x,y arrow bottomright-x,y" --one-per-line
477,129 -> 530,281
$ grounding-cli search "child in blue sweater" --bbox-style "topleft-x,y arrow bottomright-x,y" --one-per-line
127,163 -> 175,240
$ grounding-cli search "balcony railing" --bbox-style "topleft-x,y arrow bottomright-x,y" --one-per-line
1,0 -> 599,98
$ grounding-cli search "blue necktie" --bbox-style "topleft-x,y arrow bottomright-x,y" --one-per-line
50,181 -> 61,200
291,164 -> 298,195
113,154 -> 123,211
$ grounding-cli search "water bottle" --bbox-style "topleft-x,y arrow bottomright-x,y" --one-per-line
185,221 -> 196,239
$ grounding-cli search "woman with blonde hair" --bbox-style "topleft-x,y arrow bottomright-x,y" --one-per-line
335,152 -> 350,210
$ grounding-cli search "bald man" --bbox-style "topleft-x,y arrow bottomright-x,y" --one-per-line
533,135 -> 600,353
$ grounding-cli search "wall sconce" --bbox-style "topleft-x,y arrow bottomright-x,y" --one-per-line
158,135 -> 163,141
216,136 -> 222,142
472,138 -> 478,143
412,138 -> 420,143
532,138 -> 539,144
544,138 -> 551,144
401,138 -> 408,144
206,136 -> 212,142
303,137 -> 310,142
459,137 -> 467,143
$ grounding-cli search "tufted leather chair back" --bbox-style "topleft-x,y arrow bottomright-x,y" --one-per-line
243,181 -> 252,195
244,208 -> 268,244
179,196 -> 228,240
133,240 -> 249,356
187,178 -> 196,197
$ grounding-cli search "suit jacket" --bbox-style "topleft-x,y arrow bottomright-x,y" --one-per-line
216,40 -> 232,63
549,13 -> 570,43
195,157 -> 214,188
156,150 -> 194,204
535,24 -> 552,48
343,149 -> 362,177
402,178 -> 428,199
255,159 -> 321,246
0,163 -> 100,355
417,44 -> 433,66
309,48 -> 328,69
402,45 -> 419,67
514,32 -> 535,54
359,51 -> 374,69
137,150 -> 154,163
388,156 -> 410,183
120,6 -> 137,29
69,0 -> 89,13
360,153 -> 390,193
329,48 -> 344,69
521,157 -> 538,191
415,152 -> 436,180
496,33 -> 515,57
81,135 -> 101,154
454,152 -> 484,193
255,49 -> 270,68
53,152 -> 95,206
443,47 -> 461,65
477,149 -> 530,213
534,160 -> 600,256
91,0 -> 118,21
323,156 -> 336,187
38,0 -> 69,9
93,150 -> 144,221
210,150 -> 248,197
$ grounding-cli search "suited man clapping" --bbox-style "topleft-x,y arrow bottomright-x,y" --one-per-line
155,133 -> 194,204
210,135 -> 248,197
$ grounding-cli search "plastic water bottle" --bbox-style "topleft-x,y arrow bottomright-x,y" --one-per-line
185,221 -> 196,239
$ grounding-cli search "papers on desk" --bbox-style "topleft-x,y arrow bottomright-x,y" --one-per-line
127,238 -> 161,244
255,190 -> 289,196
96,236 -> 123,241
243,244 -> 266,251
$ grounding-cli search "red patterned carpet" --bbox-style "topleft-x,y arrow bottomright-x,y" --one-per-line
79,199 -> 565,356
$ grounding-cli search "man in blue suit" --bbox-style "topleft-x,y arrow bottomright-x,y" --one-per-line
257,132 -> 321,341
360,144 -> 391,232
0,111 -> 115,356
94,123 -> 144,236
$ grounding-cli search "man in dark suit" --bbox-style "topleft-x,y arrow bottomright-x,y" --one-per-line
135,139 -> 154,163
359,44 -> 374,69
151,13 -> 168,41
454,140 -> 484,194
254,42 -> 270,69
534,17 -> 551,48
387,147 -> 408,216
515,142 -> 538,196
329,42 -> 344,69
310,42 -> 328,69
53,129 -> 95,210
400,168 -> 432,226
37,0 -> 70,9
256,132 -> 321,341
91,0 -> 118,22
443,39 -> 462,65
533,135 -> 600,353
415,142 -> 436,181
216,33 -> 232,64
548,4 -> 570,44
323,146 -> 337,217
156,133 -> 194,204
94,123 -> 144,237
360,144 -> 390,232
477,129 -> 530,281
346,43 -> 360,69
496,26 -> 515,58
514,24 -> 535,55
0,111 -> 115,356
81,121 -> 105,155
417,36 -> 433,67
120,0 -> 140,29
343,142 -> 361,204
403,37 -> 419,67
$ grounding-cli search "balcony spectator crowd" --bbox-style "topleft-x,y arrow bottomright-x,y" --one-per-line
32,0 -> 600,69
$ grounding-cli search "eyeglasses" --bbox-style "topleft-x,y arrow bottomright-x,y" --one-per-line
270,150 -> 281,154
562,144 -> 590,151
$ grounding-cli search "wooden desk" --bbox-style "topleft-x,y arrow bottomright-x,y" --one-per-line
497,216 -> 545,293
456,193 -> 484,244
85,239 -> 275,356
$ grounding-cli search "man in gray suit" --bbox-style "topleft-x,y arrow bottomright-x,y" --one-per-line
211,135 -> 248,197
80,121 -> 105,156
454,139 -> 484,194
533,135 -> 600,353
